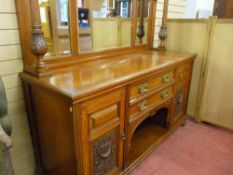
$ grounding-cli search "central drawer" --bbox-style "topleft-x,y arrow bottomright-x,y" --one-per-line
128,86 -> 174,119
128,71 -> 174,100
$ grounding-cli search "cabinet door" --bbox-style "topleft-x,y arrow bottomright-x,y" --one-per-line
172,63 -> 192,124
80,89 -> 125,175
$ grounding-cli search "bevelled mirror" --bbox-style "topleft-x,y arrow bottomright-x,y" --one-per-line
78,0 -> 133,53
136,0 -> 150,45
38,0 -> 71,57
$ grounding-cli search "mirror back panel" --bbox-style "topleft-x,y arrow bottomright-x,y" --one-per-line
78,0 -> 133,53
38,0 -> 72,58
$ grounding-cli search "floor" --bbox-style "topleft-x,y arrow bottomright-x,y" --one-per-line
130,120 -> 233,175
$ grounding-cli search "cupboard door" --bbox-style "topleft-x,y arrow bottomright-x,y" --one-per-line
172,63 -> 192,124
80,89 -> 125,175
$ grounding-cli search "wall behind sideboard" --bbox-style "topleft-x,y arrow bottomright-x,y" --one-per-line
165,19 -> 209,117
200,20 -> 233,130
0,0 -> 35,174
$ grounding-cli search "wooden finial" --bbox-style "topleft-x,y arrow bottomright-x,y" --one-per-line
157,0 -> 169,51
31,25 -> 49,75
137,0 -> 145,43
30,0 -> 50,77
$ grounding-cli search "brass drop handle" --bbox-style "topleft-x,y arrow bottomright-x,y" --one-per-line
97,143 -> 112,159
162,74 -> 170,83
138,100 -> 148,111
161,90 -> 169,99
138,83 -> 148,94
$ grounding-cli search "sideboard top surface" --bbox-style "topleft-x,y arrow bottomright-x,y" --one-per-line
21,50 -> 196,100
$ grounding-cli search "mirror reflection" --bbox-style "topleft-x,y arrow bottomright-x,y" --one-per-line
39,0 -> 71,57
136,0 -> 150,45
78,0 -> 133,53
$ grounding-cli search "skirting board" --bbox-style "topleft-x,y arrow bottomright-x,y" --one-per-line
201,118 -> 233,131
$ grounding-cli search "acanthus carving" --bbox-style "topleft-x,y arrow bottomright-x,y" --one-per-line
157,0 -> 169,51
29,0 -> 50,77
31,25 -> 48,75
93,131 -> 116,175
158,24 -> 168,51
137,0 -> 145,43
175,90 -> 184,114
137,24 -> 145,44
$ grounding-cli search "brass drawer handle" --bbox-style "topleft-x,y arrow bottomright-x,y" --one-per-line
161,90 -> 169,99
138,83 -> 148,94
97,143 -> 112,159
138,101 -> 148,111
162,74 -> 170,83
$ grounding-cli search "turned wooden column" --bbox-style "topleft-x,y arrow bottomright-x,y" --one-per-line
29,0 -> 50,77
157,0 -> 169,51
137,0 -> 145,43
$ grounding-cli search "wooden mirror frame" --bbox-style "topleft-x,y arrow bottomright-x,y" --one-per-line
15,0 -> 157,77
107,0 -> 116,10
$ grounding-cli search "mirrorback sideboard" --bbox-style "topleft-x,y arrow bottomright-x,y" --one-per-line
21,50 -> 196,175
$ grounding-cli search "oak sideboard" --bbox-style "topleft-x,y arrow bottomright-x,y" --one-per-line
21,50 -> 196,175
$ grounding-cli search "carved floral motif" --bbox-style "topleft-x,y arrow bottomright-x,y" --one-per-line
93,130 -> 116,175
31,25 -> 48,74
175,90 -> 184,114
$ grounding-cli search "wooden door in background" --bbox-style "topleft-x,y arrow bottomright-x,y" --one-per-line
213,0 -> 233,18
200,21 -> 233,131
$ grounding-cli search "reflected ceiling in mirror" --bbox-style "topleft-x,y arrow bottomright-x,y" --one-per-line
78,0 -> 133,53
38,0 -> 71,58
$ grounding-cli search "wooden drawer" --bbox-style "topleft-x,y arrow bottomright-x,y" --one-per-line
128,71 -> 174,100
128,86 -> 174,118
89,104 -> 118,130
80,89 -> 125,138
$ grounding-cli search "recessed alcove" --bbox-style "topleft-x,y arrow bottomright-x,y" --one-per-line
128,108 -> 169,164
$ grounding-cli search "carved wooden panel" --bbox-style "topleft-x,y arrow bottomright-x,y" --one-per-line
80,89 -> 125,175
175,89 -> 185,115
171,63 -> 192,124
93,130 -> 116,175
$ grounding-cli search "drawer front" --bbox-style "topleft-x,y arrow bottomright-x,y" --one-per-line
129,86 -> 174,118
80,89 -> 125,137
129,71 -> 174,100
89,104 -> 118,131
